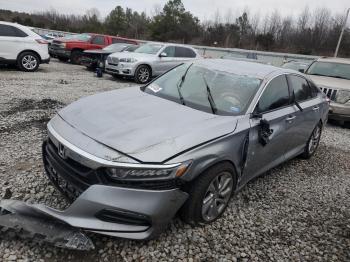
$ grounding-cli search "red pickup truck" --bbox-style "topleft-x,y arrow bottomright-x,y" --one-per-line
49,33 -> 138,64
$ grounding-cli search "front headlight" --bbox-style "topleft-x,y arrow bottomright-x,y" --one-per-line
105,161 -> 191,181
335,90 -> 350,104
119,58 -> 137,63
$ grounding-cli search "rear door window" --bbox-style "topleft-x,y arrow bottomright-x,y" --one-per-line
256,75 -> 290,113
175,47 -> 196,58
287,75 -> 313,101
0,24 -> 28,37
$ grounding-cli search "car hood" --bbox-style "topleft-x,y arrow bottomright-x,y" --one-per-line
58,87 -> 238,163
308,75 -> 350,91
109,52 -> 156,60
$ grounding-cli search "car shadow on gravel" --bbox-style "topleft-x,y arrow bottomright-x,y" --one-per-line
0,98 -> 64,117
327,119 -> 350,129
0,98 -> 65,134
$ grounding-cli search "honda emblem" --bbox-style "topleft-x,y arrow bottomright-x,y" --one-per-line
58,143 -> 66,159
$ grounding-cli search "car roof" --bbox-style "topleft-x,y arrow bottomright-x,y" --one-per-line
0,21 -> 38,37
0,21 -> 27,30
316,57 -> 350,64
193,59 -> 290,79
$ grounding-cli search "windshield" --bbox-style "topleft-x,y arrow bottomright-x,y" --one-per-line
134,43 -> 163,54
124,45 -> 139,52
103,44 -> 128,52
306,61 -> 350,80
63,33 -> 92,42
143,63 -> 261,115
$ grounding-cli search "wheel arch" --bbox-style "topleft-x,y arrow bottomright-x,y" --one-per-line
71,48 -> 84,53
187,159 -> 240,190
17,50 -> 42,63
135,63 -> 153,77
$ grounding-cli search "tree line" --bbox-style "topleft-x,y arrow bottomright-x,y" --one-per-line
0,0 -> 349,57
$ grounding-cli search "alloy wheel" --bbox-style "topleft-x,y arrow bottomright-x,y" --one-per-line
308,125 -> 321,154
22,55 -> 38,70
201,172 -> 233,222
137,67 -> 150,83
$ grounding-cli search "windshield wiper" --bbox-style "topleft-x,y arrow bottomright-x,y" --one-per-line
202,75 -> 217,114
176,63 -> 193,105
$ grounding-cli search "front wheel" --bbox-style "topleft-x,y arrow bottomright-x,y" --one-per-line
17,52 -> 39,72
180,163 -> 236,225
301,122 -> 322,159
134,65 -> 151,84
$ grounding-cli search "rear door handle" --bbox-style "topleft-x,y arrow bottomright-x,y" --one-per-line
312,106 -> 320,111
286,115 -> 296,122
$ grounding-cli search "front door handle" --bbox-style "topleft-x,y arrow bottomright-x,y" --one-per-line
286,115 -> 296,122
312,106 -> 320,111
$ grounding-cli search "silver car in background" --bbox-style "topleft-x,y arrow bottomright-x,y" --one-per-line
105,42 -> 200,83
305,57 -> 350,124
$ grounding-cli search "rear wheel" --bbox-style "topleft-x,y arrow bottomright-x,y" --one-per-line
70,50 -> 83,64
180,163 -> 236,225
301,122 -> 322,159
17,52 -> 39,72
134,65 -> 151,84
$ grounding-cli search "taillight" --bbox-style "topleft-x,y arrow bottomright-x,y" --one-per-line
36,39 -> 48,44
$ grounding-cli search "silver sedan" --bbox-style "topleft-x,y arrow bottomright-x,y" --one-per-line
0,60 -> 329,246
105,42 -> 201,83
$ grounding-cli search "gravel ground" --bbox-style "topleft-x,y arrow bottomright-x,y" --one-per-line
0,60 -> 349,261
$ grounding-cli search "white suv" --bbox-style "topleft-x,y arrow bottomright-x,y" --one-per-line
0,21 -> 50,72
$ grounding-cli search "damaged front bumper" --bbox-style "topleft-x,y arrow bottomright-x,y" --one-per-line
0,118 -> 189,249
0,184 -> 188,249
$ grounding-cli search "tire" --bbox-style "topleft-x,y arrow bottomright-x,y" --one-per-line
134,65 -> 151,84
57,57 -> 69,62
301,122 -> 322,159
17,52 -> 40,72
180,162 -> 237,225
70,50 -> 83,64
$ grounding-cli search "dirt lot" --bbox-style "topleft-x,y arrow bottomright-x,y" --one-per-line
0,60 -> 349,261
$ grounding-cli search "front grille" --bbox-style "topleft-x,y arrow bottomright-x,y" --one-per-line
107,56 -> 119,65
42,139 -> 100,201
320,87 -> 338,101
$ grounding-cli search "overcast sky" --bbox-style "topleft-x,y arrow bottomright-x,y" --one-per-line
0,0 -> 349,21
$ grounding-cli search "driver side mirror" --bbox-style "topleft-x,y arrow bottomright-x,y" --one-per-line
251,112 -> 263,119
159,52 -> 167,58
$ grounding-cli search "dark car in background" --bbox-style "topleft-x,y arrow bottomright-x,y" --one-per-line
81,43 -> 139,70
